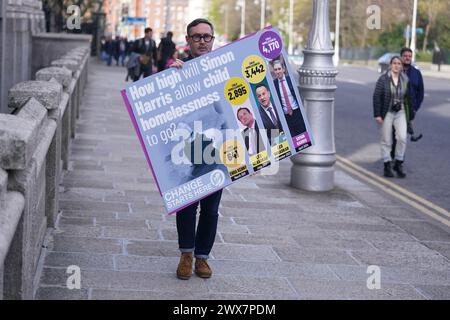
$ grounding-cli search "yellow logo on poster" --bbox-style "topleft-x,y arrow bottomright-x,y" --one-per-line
242,55 -> 267,84
224,77 -> 249,106
219,139 -> 246,170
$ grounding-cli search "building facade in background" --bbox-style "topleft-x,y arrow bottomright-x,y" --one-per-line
103,0 -> 208,43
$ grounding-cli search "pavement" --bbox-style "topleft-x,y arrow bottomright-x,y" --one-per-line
35,58 -> 450,300
420,69 -> 450,80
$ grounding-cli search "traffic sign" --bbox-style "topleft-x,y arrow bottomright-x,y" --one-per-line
122,17 -> 146,26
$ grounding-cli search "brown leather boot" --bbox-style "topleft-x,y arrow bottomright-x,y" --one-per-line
176,252 -> 193,280
195,258 -> 212,278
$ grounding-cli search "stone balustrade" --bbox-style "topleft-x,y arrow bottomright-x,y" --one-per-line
0,45 -> 90,300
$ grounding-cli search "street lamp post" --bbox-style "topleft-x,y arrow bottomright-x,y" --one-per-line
253,0 -> 266,30
260,0 -> 266,30
237,0 -> 246,38
411,0 -> 418,62
225,4 -> 229,41
288,0 -> 294,55
291,0 -> 338,192
333,0 -> 340,66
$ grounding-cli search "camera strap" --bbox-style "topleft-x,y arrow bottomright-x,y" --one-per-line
391,76 -> 403,105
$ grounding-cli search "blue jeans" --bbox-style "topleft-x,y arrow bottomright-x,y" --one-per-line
106,54 -> 112,66
176,189 -> 222,259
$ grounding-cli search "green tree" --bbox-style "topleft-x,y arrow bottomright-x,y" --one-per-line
378,23 -> 405,52
208,0 -> 312,50
418,0 -> 449,51
431,13 -> 450,49
42,0 -> 103,32
208,0 -> 450,56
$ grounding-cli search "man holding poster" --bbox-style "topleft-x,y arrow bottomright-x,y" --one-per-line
122,23 -> 314,281
169,18 -> 222,280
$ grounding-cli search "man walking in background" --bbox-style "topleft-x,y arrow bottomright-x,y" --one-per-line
132,27 -> 158,81
401,48 -> 425,121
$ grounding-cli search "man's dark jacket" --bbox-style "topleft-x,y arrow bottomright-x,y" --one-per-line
242,122 -> 265,154
259,103 -> 282,145
404,65 -> 424,118
132,38 -> 157,68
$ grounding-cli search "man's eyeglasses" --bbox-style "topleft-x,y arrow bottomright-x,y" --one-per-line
188,33 -> 215,43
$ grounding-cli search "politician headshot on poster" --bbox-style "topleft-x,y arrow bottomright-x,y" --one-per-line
236,107 -> 266,156
253,82 -> 284,146
271,59 -> 306,138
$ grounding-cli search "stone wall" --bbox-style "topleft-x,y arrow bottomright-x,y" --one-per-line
0,0 -> 46,114
0,44 -> 90,300
32,33 -> 93,79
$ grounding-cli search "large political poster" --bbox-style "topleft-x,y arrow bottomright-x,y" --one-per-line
121,27 -> 313,214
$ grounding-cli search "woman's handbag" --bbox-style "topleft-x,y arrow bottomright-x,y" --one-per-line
139,55 -> 151,66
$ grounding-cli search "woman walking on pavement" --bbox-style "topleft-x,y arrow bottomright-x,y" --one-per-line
373,56 -> 411,178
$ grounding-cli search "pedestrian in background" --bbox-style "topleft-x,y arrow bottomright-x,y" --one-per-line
104,36 -> 114,66
115,36 -> 128,67
125,52 -> 140,82
373,56 -> 411,178
157,31 -> 176,72
132,27 -> 158,80
100,36 -> 107,61
391,47 -> 425,158
164,49 -> 179,70
112,36 -> 121,66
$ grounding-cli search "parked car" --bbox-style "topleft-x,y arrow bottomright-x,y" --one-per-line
377,52 -> 398,73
